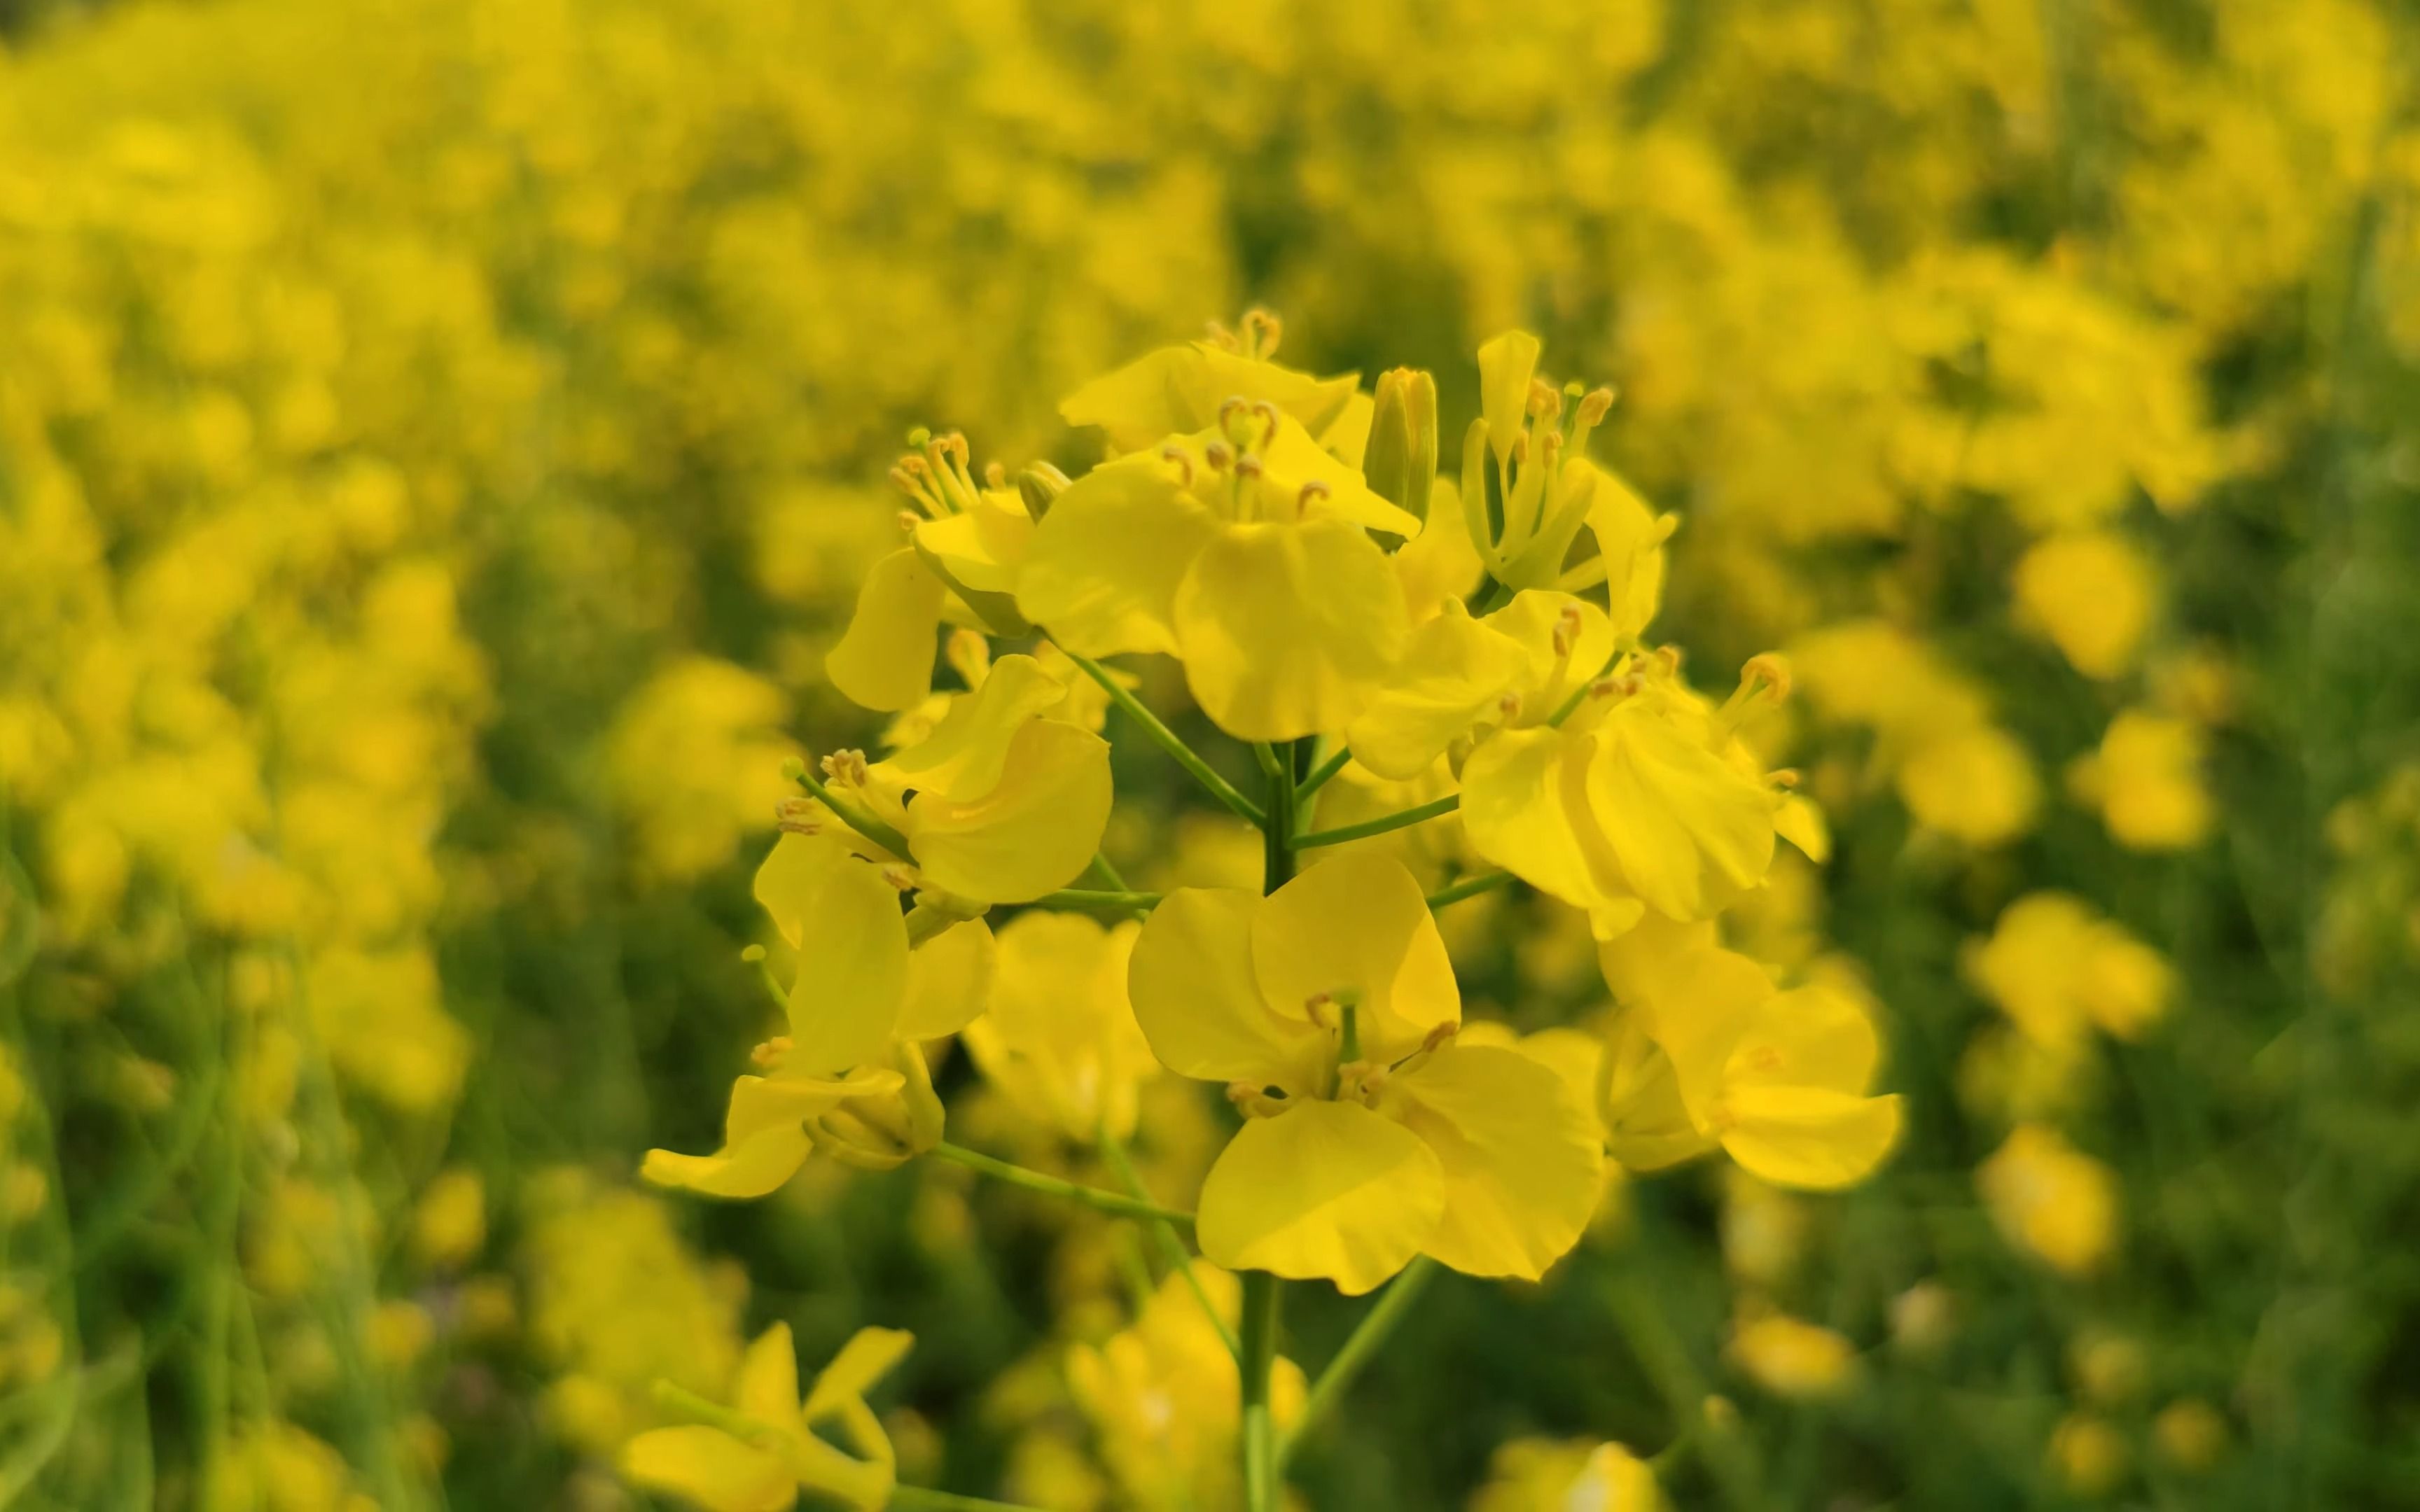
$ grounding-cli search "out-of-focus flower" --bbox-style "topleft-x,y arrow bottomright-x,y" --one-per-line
2012,530 -> 2160,680
1977,1125 -> 2120,1277
1729,1308 -> 1857,1400
2048,1411 -> 2129,1497
962,911 -> 1159,1143
1468,1437 -> 1664,1512
1963,892 -> 2176,1049
2068,710 -> 2214,851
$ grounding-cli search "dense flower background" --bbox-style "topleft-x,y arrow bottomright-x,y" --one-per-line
2,0 -> 2417,1506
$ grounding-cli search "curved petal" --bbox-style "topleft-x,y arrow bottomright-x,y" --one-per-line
640,1070 -> 902,1198
1344,604 -> 1529,780
622,1426 -> 795,1512
1729,982 -> 1881,1096
1196,1100 -> 1445,1296
1015,456 -> 1216,657
1129,888 -> 1325,1093
877,654 -> 1067,803
1577,460 -> 1670,641
779,838 -> 912,1073
1477,330 -> 1542,464
1636,945 -> 1774,1124
735,1323 -> 802,1424
1252,853 -> 1459,1063
1061,342 -> 1360,452
804,1326 -> 916,1420
911,495 -> 1030,596
1174,519 -> 1410,743
903,720 -> 1111,903
1384,1044 -> 1603,1280
1601,1016 -> 1720,1174
1588,704 -> 1776,923
896,917 -> 996,1040
1720,1086 -> 1903,1190
1463,727 -> 1609,916
826,547 -> 945,713
1394,478 -> 1487,621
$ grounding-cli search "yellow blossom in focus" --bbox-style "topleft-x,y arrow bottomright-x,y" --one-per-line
1128,853 -> 1603,1294
1977,1125 -> 2120,1277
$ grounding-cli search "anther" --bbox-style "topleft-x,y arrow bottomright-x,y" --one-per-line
1160,444 -> 1195,486
1203,440 -> 1234,472
1250,398 -> 1282,445
895,509 -> 921,533
1552,603 -> 1585,658
1234,452 -> 1263,479
1298,479 -> 1330,514
1219,395 -> 1247,429
1495,692 -> 1523,721
1740,652 -> 1793,703
1527,377 -> 1563,419
822,749 -> 870,786
1303,992 -> 1334,1029
1767,768 -> 1802,789
750,1035 -> 793,1068
878,863 -> 920,892
773,797 -> 823,834
984,461 -> 1006,489
1576,387 -> 1616,426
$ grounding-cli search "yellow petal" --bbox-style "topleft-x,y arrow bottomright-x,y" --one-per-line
1601,1015 -> 1720,1173
1729,982 -> 1881,1097
1251,853 -> 1459,1062
901,719 -> 1111,903
779,839 -> 911,1073
826,547 -> 945,713
1477,330 -> 1543,465
1196,1100 -> 1445,1296
1260,416 -> 1421,538
1776,794 -> 1830,862
1129,888 -> 1327,1094
1587,703 -> 1776,922
1576,461 -> 1669,641
1384,1044 -> 1603,1280
1015,454 -> 1217,657
1344,604 -> 1529,780
1061,342 -> 1361,452
622,1426 -> 795,1512
877,654 -> 1067,803
1489,589 -> 1618,716
1508,1026 -> 1607,1142
735,1322 -> 801,1424
1636,945 -> 1774,1123
1719,1086 -> 1903,1190
640,1069 -> 902,1198
896,917 -> 995,1040
1174,519 -> 1411,742
1395,477 -> 1486,621
911,493 -> 1031,596
803,1326 -> 915,1420
1463,727 -> 1639,934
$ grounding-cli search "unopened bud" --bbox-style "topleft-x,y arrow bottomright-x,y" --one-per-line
1365,367 -> 1439,520
1016,461 -> 1070,520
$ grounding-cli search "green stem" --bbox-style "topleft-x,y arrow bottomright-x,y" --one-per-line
1056,644 -> 1267,825
1545,645 -> 1627,728
1601,1269 -> 1764,1512
1426,871 -> 1514,909
928,1142 -> 1192,1226
1295,745 -> 1353,802
1280,1256 -> 1437,1464
1026,888 -> 1162,913
1239,1270 -> 1284,1512
1082,852 -> 1131,890
1292,792 -> 1460,849
1099,1127 -> 1239,1359
789,763 -> 912,859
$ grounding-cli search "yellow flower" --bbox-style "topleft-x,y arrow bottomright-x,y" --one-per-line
2047,1412 -> 2129,1498
641,834 -> 985,1196
2153,1398 -> 2228,1473
1729,1309 -> 1858,1400
962,911 -> 1160,1143
2012,529 -> 2159,680
1057,312 -> 1361,455
1469,1437 -> 1665,1512
2068,709 -> 2213,851
1896,722 -> 2042,846
814,652 -> 1114,906
1977,1125 -> 2120,1276
1344,590 -> 1616,782
1066,1266 -> 1306,1511
1127,853 -> 1602,1294
1463,653 -> 1789,938
1017,407 -> 1420,741
1459,331 -> 1667,603
1597,930 -> 1902,1189
1963,892 -> 2175,1049
623,1322 -> 912,1512
827,431 -> 1041,712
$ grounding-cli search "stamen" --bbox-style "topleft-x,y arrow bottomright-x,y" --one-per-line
822,749 -> 870,786
749,1035 -> 793,1068
773,797 -> 823,834
1240,307 -> 1282,359
1767,768 -> 1802,789
1203,440 -> 1234,472
1233,452 -> 1263,480
1552,603 -> 1585,659
878,863 -> 920,892
894,509 -> 920,533
1298,479 -> 1330,517
983,461 -> 1006,489
1160,444 -> 1195,486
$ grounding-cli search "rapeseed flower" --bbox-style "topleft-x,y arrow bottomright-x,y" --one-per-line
1128,853 -> 1602,1294
962,911 -> 1160,1143
1963,893 -> 2175,1049
1977,1124 -> 2120,1277
623,1322 -> 913,1512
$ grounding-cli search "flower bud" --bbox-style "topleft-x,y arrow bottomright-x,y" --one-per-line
1363,367 -> 1438,520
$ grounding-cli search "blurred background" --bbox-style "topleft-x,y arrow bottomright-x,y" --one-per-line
2,0 -> 2418,1507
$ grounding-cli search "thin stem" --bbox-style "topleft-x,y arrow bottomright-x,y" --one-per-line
789,763 -> 912,859
1295,744 -> 1352,802
1239,1270 -> 1284,1512
1056,644 -> 1267,825
1099,1127 -> 1239,1359
929,1142 -> 1193,1226
1280,1256 -> 1437,1464
1026,888 -> 1162,913
1426,871 -> 1514,909
1252,741 -> 1288,782
1292,792 -> 1460,849
1082,852 -> 1131,891
1545,645 -> 1628,728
